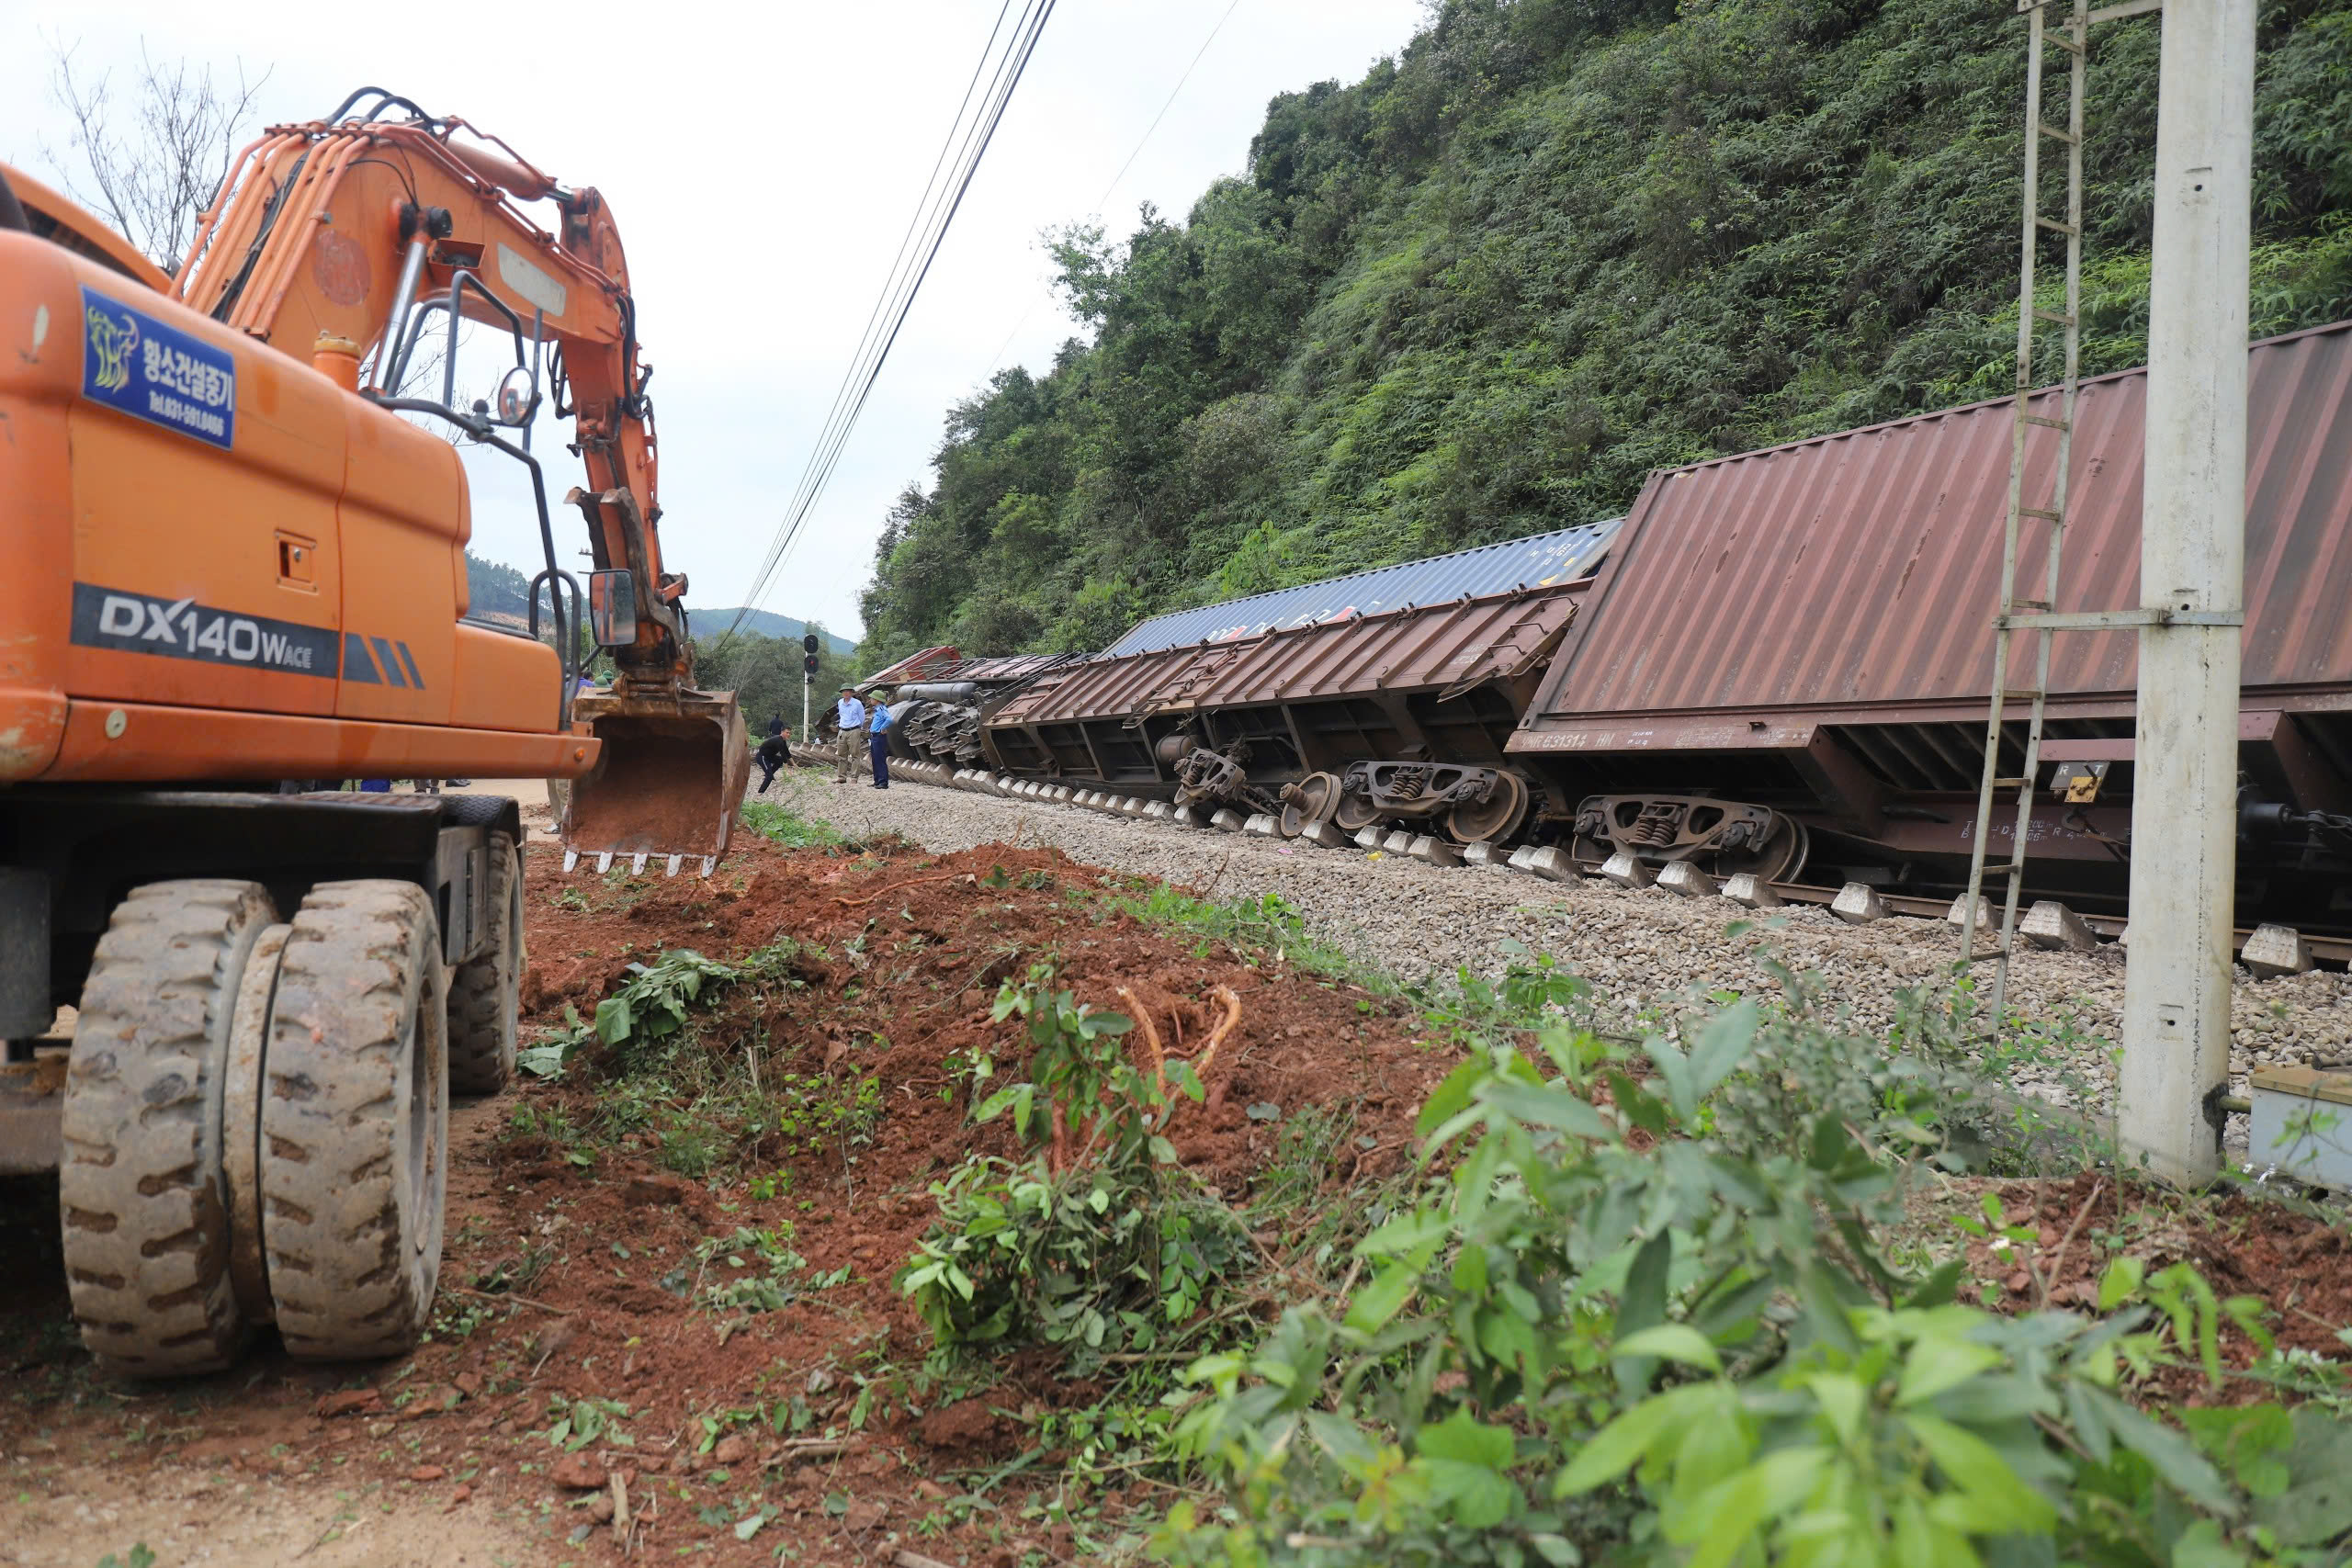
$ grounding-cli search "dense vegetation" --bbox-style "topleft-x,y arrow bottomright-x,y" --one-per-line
694,628 -> 858,743
464,550 -> 536,621
889,924 -> 2352,1568
859,0 -> 2352,665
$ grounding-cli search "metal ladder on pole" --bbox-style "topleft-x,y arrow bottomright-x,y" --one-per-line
1960,0 -> 2094,1026
1961,0 -> 2165,1025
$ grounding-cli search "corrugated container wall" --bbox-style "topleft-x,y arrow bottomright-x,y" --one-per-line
1515,323 -> 2352,747
991,588 -> 1581,728
1104,518 -> 1622,658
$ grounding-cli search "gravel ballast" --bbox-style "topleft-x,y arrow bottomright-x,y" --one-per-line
779,768 -> 2352,1137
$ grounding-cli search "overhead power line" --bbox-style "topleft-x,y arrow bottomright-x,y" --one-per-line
723,0 -> 1057,644
980,0 -> 1247,378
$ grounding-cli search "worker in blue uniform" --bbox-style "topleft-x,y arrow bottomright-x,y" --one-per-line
867,693 -> 896,789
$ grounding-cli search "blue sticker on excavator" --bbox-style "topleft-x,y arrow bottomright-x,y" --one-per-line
80,287 -> 236,450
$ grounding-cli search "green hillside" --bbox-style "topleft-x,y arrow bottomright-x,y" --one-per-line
463,554 -> 853,656
463,551 -> 537,622
859,0 -> 2352,666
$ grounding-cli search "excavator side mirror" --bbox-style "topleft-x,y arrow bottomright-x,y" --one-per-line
494,365 -> 538,426
587,570 -> 637,648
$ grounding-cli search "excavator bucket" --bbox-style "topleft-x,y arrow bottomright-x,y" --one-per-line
560,688 -> 750,875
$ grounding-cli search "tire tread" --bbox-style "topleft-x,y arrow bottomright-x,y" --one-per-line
60,879 -> 273,1376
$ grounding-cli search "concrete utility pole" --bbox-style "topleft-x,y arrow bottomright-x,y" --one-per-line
2119,0 -> 2256,1185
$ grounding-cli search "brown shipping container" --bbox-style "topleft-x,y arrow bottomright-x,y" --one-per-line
984,587 -> 1583,787
1511,322 -> 2352,805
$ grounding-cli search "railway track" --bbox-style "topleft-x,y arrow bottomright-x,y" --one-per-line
879,757 -> 2351,980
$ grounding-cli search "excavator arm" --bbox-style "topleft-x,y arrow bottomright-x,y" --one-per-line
177,92 -> 747,865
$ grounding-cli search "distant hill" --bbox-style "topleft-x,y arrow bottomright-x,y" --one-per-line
464,554 -> 852,654
694,608 -> 855,656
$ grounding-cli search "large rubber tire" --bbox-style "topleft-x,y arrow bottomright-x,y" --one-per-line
261,881 -> 449,1361
447,833 -> 523,1096
60,879 -> 277,1377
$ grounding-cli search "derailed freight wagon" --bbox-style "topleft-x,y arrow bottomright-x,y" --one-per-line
1510,321 -> 2352,926
863,649 -> 1079,769
980,522 -> 1621,841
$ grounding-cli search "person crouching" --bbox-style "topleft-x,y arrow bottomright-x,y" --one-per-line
756,717 -> 792,794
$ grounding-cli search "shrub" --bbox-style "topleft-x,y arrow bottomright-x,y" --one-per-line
901,964 -> 1254,1372
1155,995 -> 2352,1567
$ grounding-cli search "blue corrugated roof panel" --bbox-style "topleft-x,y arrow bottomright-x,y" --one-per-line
1100,518 -> 1624,658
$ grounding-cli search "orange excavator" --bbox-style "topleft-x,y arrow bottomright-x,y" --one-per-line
0,92 -> 745,1373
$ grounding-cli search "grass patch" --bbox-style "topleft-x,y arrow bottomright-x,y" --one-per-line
1086,881 -> 1375,986
741,797 -> 848,851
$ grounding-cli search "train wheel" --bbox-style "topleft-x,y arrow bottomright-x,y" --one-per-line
1333,795 -> 1379,832
261,881 -> 448,1362
1445,772 -> 1532,846
1716,818 -> 1810,886
60,880 -> 277,1376
1292,772 -> 1341,829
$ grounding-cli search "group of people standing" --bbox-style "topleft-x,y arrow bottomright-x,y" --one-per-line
830,685 -> 897,789
749,684 -> 899,795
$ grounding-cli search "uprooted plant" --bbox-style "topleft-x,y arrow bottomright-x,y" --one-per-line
1153,979 -> 2352,1568
900,963 -> 1255,1373
518,947 -> 739,1078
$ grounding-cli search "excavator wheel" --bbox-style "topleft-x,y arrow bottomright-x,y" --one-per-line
261,881 -> 449,1361
60,880 -> 277,1377
448,832 -> 524,1096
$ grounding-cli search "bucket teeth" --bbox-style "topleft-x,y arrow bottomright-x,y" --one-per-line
560,688 -> 752,874
568,845 -> 707,878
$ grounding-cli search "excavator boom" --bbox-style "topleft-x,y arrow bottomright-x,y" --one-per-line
176,92 -> 746,867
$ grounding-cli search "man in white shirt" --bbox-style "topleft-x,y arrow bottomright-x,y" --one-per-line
832,686 -> 868,784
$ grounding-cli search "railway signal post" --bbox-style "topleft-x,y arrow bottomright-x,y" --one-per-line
804,634 -> 820,748
2120,0 -> 2255,1185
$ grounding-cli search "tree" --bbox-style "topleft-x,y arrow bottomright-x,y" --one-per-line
39,36 -> 468,413
40,36 -> 269,276
695,629 -> 855,746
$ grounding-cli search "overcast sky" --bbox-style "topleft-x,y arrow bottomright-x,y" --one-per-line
4,0 -> 1428,640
